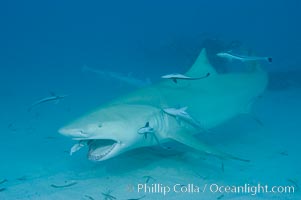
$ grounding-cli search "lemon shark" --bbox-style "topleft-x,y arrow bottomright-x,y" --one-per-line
59,49 -> 268,162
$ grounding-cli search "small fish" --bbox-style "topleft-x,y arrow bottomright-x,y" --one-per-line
0,179 -> 7,185
161,72 -> 210,83
279,151 -> 289,156
44,136 -> 56,140
217,52 -> 272,63
142,176 -> 156,183
287,178 -> 299,191
251,115 -> 264,127
28,92 -> 68,111
101,190 -> 116,200
127,195 -> 146,200
8,122 -> 15,129
84,195 -> 95,200
194,172 -> 209,180
217,194 -> 224,199
163,107 -> 205,131
138,122 -> 167,149
8,122 -> 17,132
138,122 -> 155,139
17,176 -> 27,181
70,140 -> 86,155
50,181 -> 77,188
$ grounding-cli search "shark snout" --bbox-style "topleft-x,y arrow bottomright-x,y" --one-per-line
58,127 -> 88,138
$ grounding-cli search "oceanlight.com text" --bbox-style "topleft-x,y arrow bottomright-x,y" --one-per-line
208,183 -> 295,196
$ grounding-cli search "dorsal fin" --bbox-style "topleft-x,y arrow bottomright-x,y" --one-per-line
145,122 -> 149,127
185,48 -> 217,77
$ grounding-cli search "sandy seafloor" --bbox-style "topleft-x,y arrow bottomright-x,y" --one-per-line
1,1 -> 300,199
0,70 -> 300,200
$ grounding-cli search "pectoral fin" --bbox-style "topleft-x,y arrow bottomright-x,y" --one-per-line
170,131 -> 250,162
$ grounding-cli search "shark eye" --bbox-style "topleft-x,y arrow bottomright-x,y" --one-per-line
98,123 -> 103,128
78,130 -> 86,135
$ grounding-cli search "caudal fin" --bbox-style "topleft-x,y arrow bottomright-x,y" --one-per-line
267,57 -> 272,63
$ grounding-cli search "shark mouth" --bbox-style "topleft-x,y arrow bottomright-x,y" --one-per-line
87,139 -> 118,161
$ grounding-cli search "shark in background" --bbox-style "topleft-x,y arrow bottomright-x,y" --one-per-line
82,65 -> 152,88
59,49 -> 268,162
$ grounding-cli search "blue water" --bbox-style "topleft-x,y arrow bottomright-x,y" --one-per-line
0,1 -> 300,199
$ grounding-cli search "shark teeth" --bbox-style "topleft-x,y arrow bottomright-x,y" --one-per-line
87,140 -> 117,161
